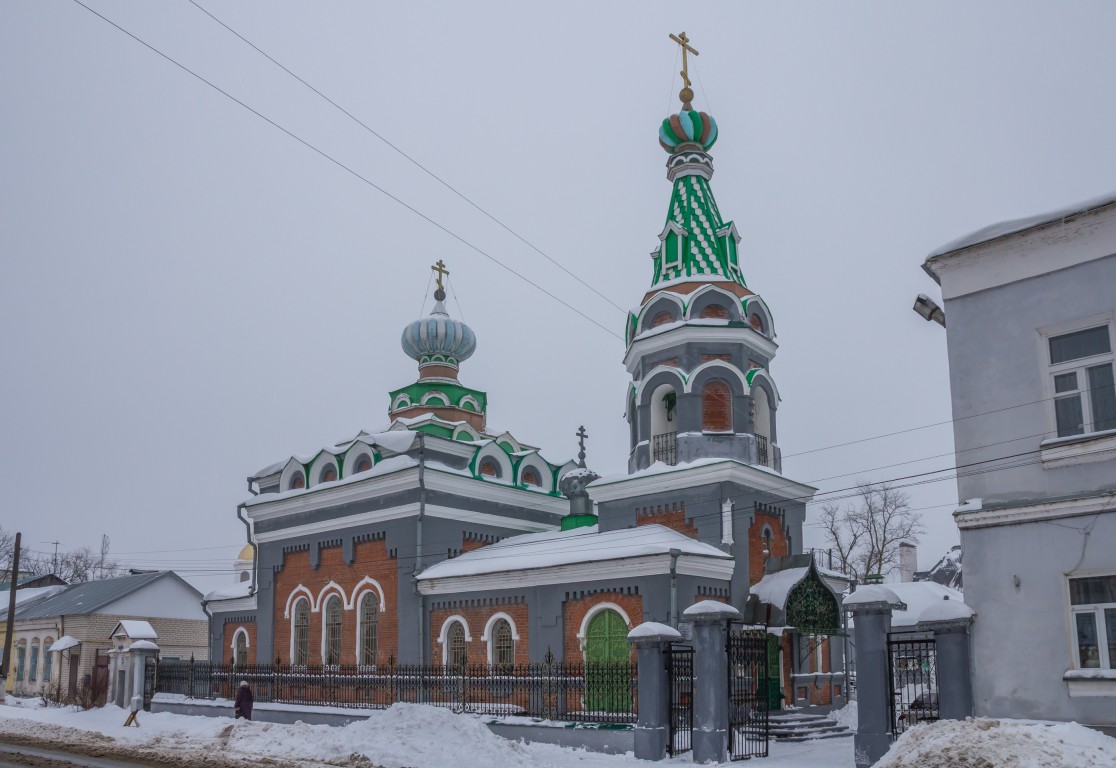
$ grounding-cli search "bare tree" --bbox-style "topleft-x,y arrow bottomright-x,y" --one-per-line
818,482 -> 925,583
0,526 -> 36,582
56,546 -> 120,583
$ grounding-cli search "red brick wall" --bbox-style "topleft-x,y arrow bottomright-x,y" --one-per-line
562,593 -> 643,661
701,380 -> 732,432
272,539 -> 398,665
748,511 -> 789,586
636,502 -> 697,538
429,602 -> 529,665
221,622 -> 257,665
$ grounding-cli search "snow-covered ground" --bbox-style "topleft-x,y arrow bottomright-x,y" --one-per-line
0,697 -> 848,767
4,697 -> 1112,767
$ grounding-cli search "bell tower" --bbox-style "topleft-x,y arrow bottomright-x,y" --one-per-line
624,33 -> 781,474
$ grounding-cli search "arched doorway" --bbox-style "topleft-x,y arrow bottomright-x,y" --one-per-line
650,383 -> 679,465
584,608 -> 631,712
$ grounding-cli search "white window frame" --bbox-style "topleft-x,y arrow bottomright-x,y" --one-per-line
1068,573 -> 1116,671
1040,314 -> 1115,440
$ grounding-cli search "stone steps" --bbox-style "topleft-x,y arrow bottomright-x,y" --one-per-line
767,712 -> 852,742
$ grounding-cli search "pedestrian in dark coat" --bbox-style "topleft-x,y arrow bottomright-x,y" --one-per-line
234,680 -> 253,720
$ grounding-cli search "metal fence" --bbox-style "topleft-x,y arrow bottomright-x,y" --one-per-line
651,432 -> 677,466
151,655 -> 637,723
887,634 -> 938,735
727,628 -> 769,760
667,644 -> 693,756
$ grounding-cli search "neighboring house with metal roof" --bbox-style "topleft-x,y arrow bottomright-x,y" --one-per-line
2,571 -> 206,699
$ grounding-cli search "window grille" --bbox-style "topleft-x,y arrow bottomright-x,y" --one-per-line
360,595 -> 378,666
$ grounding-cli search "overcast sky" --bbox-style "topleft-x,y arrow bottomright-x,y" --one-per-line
4,1 -> 1116,592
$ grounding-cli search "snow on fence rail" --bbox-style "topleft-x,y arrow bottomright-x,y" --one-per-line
149,657 -> 637,724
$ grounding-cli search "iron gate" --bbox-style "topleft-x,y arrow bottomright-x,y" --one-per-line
727,628 -> 769,760
667,644 -> 693,756
887,634 -> 938,735
143,656 -> 157,711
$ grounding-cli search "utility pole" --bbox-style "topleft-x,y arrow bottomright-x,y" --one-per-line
2,532 -> 21,693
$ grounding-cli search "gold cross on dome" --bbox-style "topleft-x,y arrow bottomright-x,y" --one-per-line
669,31 -> 699,89
431,260 -> 450,291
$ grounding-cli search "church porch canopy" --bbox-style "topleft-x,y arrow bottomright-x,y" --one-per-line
748,556 -> 847,635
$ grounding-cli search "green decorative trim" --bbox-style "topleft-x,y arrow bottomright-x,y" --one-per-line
651,170 -> 746,289
560,513 -> 598,531
785,568 -> 840,635
389,382 -> 488,414
413,423 -> 455,439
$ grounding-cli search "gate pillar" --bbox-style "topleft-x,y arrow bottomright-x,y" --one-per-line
920,598 -> 975,722
846,586 -> 905,768
627,622 -> 681,761
683,600 -> 741,764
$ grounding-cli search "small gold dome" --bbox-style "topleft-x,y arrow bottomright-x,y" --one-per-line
236,544 -> 255,562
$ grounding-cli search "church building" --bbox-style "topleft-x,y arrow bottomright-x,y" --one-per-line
205,47 -> 847,710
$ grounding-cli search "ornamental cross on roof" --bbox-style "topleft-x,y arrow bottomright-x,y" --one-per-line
576,425 -> 589,467
669,31 -> 700,109
431,260 -> 450,292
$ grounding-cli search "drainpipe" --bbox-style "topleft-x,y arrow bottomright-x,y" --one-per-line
236,503 -> 256,597
669,548 -> 682,628
415,434 -> 427,664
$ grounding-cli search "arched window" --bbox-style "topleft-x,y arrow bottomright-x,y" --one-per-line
43,639 -> 53,681
479,459 -> 500,478
239,571 -> 250,583
233,630 -> 248,667
29,639 -> 39,682
700,304 -> 730,319
14,641 -> 26,681
354,454 -> 373,474
446,622 -> 467,668
522,468 -> 541,487
651,311 -> 675,327
293,598 -> 310,666
324,595 -> 342,665
749,313 -> 765,333
359,593 -> 378,666
491,619 -> 514,669
289,471 -> 306,490
762,527 -> 773,557
319,464 -> 338,484
702,380 -> 733,433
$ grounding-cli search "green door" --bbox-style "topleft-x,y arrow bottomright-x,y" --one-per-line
585,609 -> 631,713
766,634 -> 783,711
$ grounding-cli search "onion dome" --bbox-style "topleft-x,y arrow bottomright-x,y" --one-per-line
659,109 -> 718,154
400,287 -> 477,376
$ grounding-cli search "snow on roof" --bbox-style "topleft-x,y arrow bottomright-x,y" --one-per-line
750,567 -> 809,611
9,585 -> 67,608
918,595 -> 974,625
927,190 -> 1116,260
204,582 -> 254,602
48,636 -> 80,652
113,620 -> 157,639
417,524 -> 730,581
590,457 -> 733,486
128,640 -> 160,651
627,622 -> 682,641
245,455 -> 419,506
886,582 -> 966,628
251,430 -> 418,479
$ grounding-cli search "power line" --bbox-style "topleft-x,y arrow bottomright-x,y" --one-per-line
184,0 -> 628,317
69,0 -> 621,341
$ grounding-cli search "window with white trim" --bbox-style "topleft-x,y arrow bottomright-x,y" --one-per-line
491,619 -> 514,669
359,593 -> 378,666
1071,574 -> 1116,670
292,598 -> 310,666
233,630 -> 248,667
1048,324 -> 1116,438
446,622 -> 467,668
324,595 -> 343,665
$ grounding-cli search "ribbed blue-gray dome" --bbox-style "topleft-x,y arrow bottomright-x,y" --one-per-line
400,300 -> 476,367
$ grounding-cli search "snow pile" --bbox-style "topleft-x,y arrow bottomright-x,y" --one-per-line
877,717 -> 1116,768
831,700 -> 857,730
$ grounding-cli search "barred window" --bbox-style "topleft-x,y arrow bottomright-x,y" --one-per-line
479,459 -> 500,478
354,454 -> 373,474
360,593 -> 379,666
234,631 -> 248,667
324,596 -> 343,665
492,619 -> 514,668
289,471 -> 305,490
319,464 -> 338,484
522,469 -> 541,487
447,622 -> 467,667
293,598 -> 310,665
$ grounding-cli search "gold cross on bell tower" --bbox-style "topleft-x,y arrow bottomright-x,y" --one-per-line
669,31 -> 700,110
431,259 -> 450,292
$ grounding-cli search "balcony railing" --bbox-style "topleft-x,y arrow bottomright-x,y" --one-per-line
651,432 -> 678,466
755,434 -> 769,467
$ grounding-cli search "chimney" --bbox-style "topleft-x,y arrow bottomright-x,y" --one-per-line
899,542 -> 917,583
